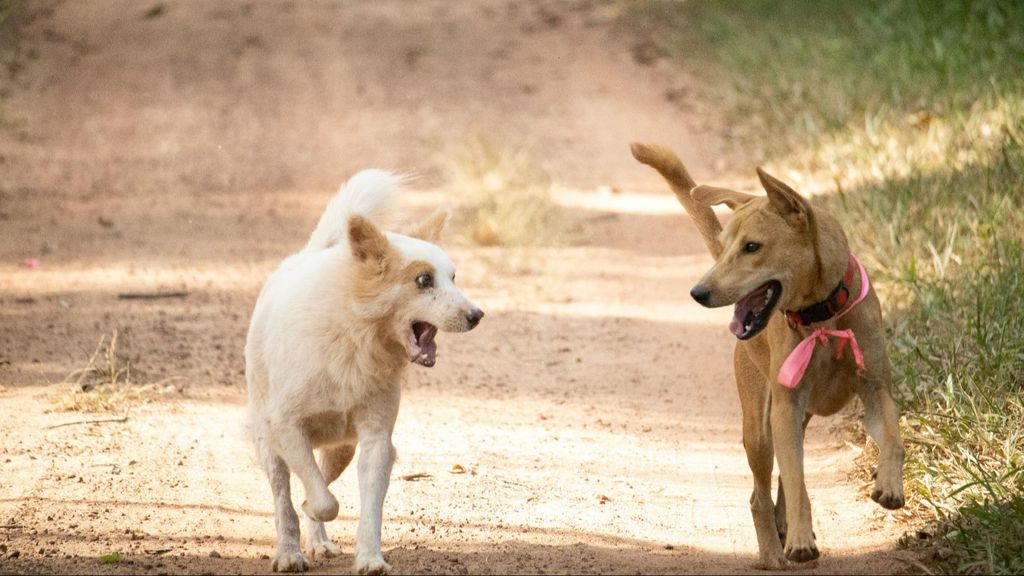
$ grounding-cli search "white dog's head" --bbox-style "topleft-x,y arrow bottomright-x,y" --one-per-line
347,210 -> 483,367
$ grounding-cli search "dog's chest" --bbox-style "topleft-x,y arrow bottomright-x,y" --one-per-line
804,341 -> 860,415
301,410 -> 357,447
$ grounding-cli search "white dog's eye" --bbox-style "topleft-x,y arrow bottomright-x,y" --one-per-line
743,242 -> 762,254
416,273 -> 433,290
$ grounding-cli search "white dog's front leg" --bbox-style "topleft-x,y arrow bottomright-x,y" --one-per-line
273,423 -> 339,523
354,434 -> 395,575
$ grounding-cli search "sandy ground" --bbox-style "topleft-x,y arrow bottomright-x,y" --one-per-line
0,1 -> 914,574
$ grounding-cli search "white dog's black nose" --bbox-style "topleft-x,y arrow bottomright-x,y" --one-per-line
466,308 -> 484,329
690,285 -> 711,306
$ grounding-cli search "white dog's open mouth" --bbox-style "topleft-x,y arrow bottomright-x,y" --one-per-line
408,321 -> 438,367
730,280 -> 782,340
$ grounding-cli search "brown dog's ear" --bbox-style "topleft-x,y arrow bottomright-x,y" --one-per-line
691,185 -> 757,210
348,216 -> 391,265
757,168 -> 812,228
406,209 -> 449,243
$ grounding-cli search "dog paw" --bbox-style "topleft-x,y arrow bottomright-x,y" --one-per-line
301,493 -> 340,522
871,487 -> 905,510
754,553 -> 790,571
309,540 -> 343,559
272,551 -> 310,573
784,544 -> 819,563
354,553 -> 391,575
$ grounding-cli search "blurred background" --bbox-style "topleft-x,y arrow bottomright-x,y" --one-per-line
1,1 -> 1021,574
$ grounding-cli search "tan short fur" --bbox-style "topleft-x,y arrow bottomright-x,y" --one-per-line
631,143 -> 905,569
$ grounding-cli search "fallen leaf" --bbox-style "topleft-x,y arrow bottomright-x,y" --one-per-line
907,110 -> 933,129
449,464 -> 466,474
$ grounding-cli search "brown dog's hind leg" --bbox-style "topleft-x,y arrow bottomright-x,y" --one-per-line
306,445 -> 357,559
736,348 -> 788,569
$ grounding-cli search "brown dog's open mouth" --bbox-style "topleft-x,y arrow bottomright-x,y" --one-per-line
408,321 -> 438,367
730,280 -> 781,340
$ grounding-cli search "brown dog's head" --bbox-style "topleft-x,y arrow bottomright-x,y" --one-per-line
689,169 -> 827,340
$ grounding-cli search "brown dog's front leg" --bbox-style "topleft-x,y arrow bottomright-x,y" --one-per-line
775,412 -> 813,546
744,417 -> 788,570
771,390 -> 819,563
860,372 -> 906,510
735,350 -> 788,569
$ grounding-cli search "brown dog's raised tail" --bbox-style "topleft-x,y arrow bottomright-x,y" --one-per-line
630,142 -> 723,258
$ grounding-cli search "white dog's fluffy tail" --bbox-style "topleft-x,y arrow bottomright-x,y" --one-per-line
304,169 -> 406,252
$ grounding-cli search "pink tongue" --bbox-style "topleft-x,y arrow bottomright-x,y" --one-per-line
729,316 -> 745,337
730,288 -> 765,336
419,335 -> 436,360
414,326 -> 437,365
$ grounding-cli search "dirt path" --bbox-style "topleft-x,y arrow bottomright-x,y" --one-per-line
0,2 -> 912,574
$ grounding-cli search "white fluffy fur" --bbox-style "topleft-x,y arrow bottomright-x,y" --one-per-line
304,169 -> 406,252
246,170 -> 482,574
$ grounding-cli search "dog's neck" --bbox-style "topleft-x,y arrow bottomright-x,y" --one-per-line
786,208 -> 851,319
784,256 -> 857,327
792,210 -> 852,311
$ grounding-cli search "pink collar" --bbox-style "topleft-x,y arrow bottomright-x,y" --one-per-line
777,254 -> 870,388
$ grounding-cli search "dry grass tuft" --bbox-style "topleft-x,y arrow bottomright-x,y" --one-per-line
448,135 -> 563,248
47,329 -> 182,413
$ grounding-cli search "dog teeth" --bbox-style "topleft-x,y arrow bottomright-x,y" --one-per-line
766,287 -> 774,300
418,353 -> 429,362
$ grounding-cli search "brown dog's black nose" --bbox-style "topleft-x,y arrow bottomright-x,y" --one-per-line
690,285 -> 711,306
466,308 -> 484,329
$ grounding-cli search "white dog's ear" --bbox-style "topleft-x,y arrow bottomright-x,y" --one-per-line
348,216 -> 391,264
407,209 -> 449,243
692,185 -> 756,210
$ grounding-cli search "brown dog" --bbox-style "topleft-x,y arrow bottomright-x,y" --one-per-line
631,143 -> 905,568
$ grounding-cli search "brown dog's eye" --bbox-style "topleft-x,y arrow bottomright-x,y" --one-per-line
743,242 -> 762,254
416,273 -> 433,290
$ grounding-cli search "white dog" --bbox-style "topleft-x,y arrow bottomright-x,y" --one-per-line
245,170 -> 484,574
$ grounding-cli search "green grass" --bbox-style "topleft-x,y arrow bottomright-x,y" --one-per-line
622,1 -> 1024,572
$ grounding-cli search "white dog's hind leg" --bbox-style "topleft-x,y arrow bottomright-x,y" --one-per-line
273,424 -> 340,522
353,433 -> 396,574
305,445 -> 356,559
260,444 -> 309,573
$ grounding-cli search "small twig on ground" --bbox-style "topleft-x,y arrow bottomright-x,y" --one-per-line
399,472 -> 432,481
46,408 -> 130,429
0,524 -> 22,529
117,291 -> 189,300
